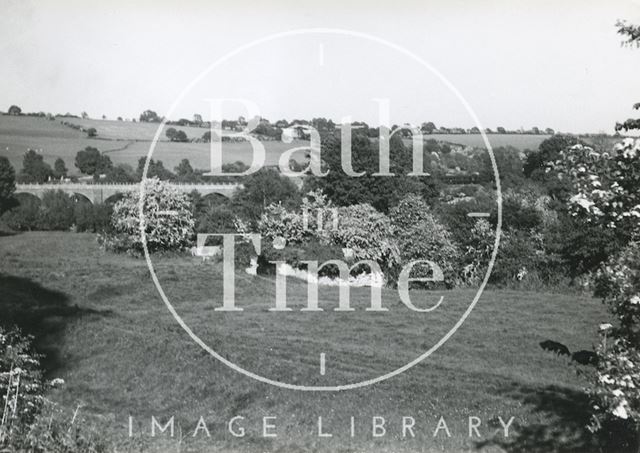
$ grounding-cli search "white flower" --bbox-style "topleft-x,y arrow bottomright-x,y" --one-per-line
612,402 -> 628,419
599,323 -> 613,331
570,194 -> 595,210
612,389 -> 624,397
630,295 -> 640,305
600,374 -> 614,384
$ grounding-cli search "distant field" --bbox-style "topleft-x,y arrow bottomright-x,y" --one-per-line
0,116 -> 299,174
1,116 -> 549,175
422,133 -> 550,150
0,231 -> 610,452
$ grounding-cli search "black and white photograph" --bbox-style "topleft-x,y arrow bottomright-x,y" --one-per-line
0,1 -> 639,452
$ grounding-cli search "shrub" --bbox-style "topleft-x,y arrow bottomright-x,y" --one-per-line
74,202 -> 113,233
196,205 -> 238,237
389,195 -> 458,288
590,243 -> 640,426
330,203 -> 400,273
459,219 -> 494,286
100,178 -> 194,254
37,190 -> 75,230
436,194 -> 495,249
0,327 -> 106,452
0,327 -> 44,436
1,195 -> 40,231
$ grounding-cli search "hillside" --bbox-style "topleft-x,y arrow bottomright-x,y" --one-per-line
1,115 -> 552,177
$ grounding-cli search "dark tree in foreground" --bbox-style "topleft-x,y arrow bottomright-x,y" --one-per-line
86,127 -> 97,138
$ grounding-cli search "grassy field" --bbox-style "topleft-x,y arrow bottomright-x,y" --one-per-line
0,116 -> 300,175
0,231 -> 623,452
426,134 -> 550,150
0,116 -> 550,177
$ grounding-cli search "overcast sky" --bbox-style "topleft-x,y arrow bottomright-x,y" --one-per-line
1,0 -> 639,133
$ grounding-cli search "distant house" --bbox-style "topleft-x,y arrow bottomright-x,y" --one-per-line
281,124 -> 306,141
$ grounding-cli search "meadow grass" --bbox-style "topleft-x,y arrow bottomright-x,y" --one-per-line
0,232 -> 620,452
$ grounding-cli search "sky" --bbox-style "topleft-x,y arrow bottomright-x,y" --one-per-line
1,0 -> 639,133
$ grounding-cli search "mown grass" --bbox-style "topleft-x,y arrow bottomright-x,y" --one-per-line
0,232 -> 627,452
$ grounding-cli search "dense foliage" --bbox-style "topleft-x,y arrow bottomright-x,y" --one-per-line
100,178 -> 194,254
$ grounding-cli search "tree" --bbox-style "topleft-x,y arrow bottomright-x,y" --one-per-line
37,190 -> 75,230
0,156 -> 16,213
193,113 -> 203,125
478,146 -> 525,188
421,122 -> 437,134
165,128 -> 188,142
104,164 -> 138,183
139,109 -> 161,123
8,105 -> 21,115
389,194 -> 458,287
165,127 -> 178,141
81,111 -> 89,119
550,21 -> 640,451
233,168 -> 301,221
524,134 -> 581,203
75,147 -> 112,179
136,157 -> 175,181
496,126 -> 506,134
330,203 -> 400,273
305,132 -> 426,212
545,128 -> 555,135
101,178 -> 194,253
174,158 -> 194,181
19,150 -> 53,183
86,127 -> 97,138
53,158 -> 67,179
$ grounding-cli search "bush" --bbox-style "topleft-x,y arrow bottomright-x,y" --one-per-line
196,205 -> 238,237
0,327 -> 44,435
37,190 -> 75,230
330,203 -> 400,273
436,194 -> 495,249
1,195 -> 40,231
389,195 -> 458,288
100,178 -> 194,254
459,219 -> 494,286
0,327 -> 106,452
74,202 -> 113,233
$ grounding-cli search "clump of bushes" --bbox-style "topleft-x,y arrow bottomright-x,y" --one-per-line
1,191 -> 112,232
